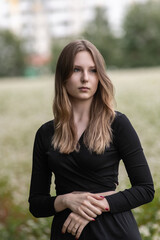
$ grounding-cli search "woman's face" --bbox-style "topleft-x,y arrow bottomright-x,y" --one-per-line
65,51 -> 99,103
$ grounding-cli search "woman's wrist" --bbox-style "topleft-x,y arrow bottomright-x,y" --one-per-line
97,191 -> 116,197
54,194 -> 69,212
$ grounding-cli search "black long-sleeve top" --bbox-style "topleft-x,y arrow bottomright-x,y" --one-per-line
28,112 -> 154,218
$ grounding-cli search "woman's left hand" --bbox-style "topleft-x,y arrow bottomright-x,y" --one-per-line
62,212 -> 90,239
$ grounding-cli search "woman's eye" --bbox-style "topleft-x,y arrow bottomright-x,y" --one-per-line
73,68 -> 80,72
91,69 -> 97,73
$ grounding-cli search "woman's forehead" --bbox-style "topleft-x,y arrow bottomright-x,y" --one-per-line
74,51 -> 95,67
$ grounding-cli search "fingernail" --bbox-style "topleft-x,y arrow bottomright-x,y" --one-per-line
62,231 -> 65,234
105,208 -> 109,211
100,196 -> 104,198
92,218 -> 95,221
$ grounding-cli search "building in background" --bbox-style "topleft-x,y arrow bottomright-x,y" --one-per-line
0,0 -> 107,58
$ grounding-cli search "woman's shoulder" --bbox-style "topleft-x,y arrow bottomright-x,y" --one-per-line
36,120 -> 54,138
112,111 -> 142,152
40,120 -> 54,130
113,111 -> 128,123
34,120 -> 54,150
112,111 -> 133,131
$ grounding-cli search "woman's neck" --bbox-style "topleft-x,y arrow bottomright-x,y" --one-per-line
71,99 -> 92,123
70,99 -> 92,138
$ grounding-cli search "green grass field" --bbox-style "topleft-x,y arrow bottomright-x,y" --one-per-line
0,67 -> 160,239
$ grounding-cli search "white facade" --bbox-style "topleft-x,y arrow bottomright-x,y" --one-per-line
0,0 -> 108,55
44,0 -> 107,37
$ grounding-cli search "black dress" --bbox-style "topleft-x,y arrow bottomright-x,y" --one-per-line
28,112 -> 154,240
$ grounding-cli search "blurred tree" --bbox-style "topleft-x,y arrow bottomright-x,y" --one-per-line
50,37 -> 74,74
83,7 -> 121,68
50,40 -> 64,74
122,1 -> 160,67
0,30 -> 26,77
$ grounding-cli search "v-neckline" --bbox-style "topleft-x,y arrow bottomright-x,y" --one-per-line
78,130 -> 85,143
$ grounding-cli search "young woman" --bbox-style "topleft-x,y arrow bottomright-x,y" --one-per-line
28,40 -> 154,240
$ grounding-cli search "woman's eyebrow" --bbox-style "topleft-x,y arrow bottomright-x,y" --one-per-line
74,65 -> 96,68
89,66 -> 96,68
74,65 -> 81,68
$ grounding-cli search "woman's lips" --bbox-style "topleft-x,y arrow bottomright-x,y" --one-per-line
78,87 -> 90,91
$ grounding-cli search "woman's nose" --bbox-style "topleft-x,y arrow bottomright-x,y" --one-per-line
81,70 -> 89,82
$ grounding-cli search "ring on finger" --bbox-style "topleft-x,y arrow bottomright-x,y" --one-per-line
72,226 -> 78,234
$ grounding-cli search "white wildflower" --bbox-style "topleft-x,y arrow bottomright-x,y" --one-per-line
139,225 -> 150,237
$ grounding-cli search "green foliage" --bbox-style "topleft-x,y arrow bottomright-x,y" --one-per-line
0,30 -> 26,77
50,40 -> 64,74
83,7 -> 121,67
122,1 -> 160,67
50,37 -> 74,74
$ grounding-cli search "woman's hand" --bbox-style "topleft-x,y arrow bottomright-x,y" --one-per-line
54,191 -> 115,220
62,212 -> 89,239
55,192 -> 104,220
64,192 -> 109,221
61,192 -> 115,238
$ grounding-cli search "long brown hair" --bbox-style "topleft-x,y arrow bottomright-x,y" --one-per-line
52,39 -> 115,154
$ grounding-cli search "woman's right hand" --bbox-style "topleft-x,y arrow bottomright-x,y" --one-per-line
62,211 -> 90,239
54,191 -> 108,221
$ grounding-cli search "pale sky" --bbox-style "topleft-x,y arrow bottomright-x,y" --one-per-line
105,0 -> 148,34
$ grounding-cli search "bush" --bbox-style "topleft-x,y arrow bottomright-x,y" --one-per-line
0,30 -> 26,77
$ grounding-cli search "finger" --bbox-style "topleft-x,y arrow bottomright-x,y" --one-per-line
76,224 -> 86,239
71,224 -> 79,236
87,196 -> 107,210
89,193 -> 105,200
80,196 -> 104,215
62,218 -> 71,234
84,200 -> 103,215
78,208 -> 95,221
81,204 -> 101,217
67,221 -> 76,234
